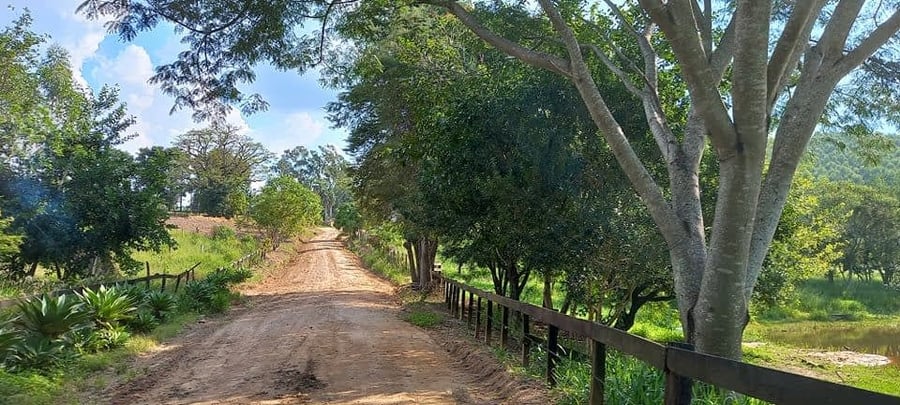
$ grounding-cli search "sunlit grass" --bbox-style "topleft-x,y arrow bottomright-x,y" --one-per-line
132,228 -> 258,279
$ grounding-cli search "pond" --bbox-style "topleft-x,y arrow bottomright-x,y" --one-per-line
763,323 -> 900,366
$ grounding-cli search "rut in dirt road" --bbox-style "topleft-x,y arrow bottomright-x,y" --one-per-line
106,228 -> 532,405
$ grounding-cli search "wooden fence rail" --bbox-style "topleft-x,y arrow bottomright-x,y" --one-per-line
0,248 -> 267,309
440,278 -> 900,405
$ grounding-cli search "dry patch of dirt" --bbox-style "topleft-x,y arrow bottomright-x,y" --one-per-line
96,228 -> 546,404
165,215 -> 237,236
804,350 -> 891,367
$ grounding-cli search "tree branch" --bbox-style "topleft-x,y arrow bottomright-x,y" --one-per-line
536,0 -> 679,242
709,16 -> 736,81
817,0 -> 866,59
766,0 -> 827,110
640,0 -> 737,156
833,9 -> 900,76
422,1 -> 573,77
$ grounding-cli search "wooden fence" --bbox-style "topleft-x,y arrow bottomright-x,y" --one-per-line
0,249 -> 265,309
440,278 -> 900,405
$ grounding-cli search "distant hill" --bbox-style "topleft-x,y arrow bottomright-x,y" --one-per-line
805,133 -> 900,190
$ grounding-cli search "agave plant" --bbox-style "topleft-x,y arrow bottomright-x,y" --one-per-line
0,321 -> 22,365
15,294 -> 90,341
78,286 -> 137,329
7,337 -> 70,371
145,291 -> 177,321
125,311 -> 159,333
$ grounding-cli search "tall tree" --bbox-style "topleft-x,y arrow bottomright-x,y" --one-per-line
0,15 -> 173,279
78,0 -> 900,359
275,145 -> 351,222
250,175 -> 322,250
174,124 -> 272,217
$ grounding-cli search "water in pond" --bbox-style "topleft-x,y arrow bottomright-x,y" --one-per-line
763,323 -> 900,366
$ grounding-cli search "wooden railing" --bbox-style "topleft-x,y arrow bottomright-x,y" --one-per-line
0,249 -> 266,309
440,278 -> 900,405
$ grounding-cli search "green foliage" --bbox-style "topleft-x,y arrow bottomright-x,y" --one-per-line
85,325 -> 130,351
179,267 -> 248,314
0,209 -> 21,259
14,295 -> 89,341
0,323 -> 20,365
76,286 -> 137,329
334,202 -> 362,234
403,310 -> 442,328
6,338 -> 69,372
210,225 -> 237,241
760,278 -> 900,322
250,175 -> 322,248
143,291 -> 177,322
275,145 -> 352,222
124,311 -> 159,334
0,13 -> 174,280
132,227 -> 258,279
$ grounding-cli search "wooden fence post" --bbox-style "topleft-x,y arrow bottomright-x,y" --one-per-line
485,300 -> 493,344
458,290 -> 466,320
161,272 -> 167,292
456,288 -> 463,319
522,313 -> 530,367
446,283 -> 452,309
467,292 -> 474,328
174,274 -> 182,292
664,343 -> 694,405
475,296 -> 483,338
145,262 -> 151,289
500,306 -> 510,347
590,339 -> 607,405
547,324 -> 559,387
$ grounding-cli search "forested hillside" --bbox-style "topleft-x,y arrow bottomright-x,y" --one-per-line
807,134 -> 900,191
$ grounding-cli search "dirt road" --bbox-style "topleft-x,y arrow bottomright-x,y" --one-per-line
105,228 -> 536,405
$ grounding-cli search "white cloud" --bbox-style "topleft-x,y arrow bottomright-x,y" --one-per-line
56,3 -> 111,89
93,45 -> 156,111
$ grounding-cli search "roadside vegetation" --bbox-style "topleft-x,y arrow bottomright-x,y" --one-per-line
0,264 -> 253,405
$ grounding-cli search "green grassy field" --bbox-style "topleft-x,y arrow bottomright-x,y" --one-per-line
131,226 -> 258,279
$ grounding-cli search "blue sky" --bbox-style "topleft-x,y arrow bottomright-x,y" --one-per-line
1,1 -> 348,155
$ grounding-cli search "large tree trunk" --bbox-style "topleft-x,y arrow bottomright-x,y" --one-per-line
415,237 -> 437,289
404,239 -> 419,285
542,272 -> 554,309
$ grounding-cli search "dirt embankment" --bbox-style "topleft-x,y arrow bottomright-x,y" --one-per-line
100,228 -> 548,405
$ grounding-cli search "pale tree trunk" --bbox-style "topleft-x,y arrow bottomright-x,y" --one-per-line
429,0 -> 900,360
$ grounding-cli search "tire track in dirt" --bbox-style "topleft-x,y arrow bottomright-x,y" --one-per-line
103,228 -> 541,405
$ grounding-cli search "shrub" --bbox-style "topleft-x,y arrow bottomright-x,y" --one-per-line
124,311 -> 159,334
77,286 -> 137,329
180,280 -> 230,314
144,291 -> 177,321
6,338 -> 69,371
211,225 -> 237,241
0,324 -> 20,365
15,295 -> 90,341
90,325 -> 130,351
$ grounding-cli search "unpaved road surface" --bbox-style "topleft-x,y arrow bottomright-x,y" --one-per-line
105,228 -> 535,405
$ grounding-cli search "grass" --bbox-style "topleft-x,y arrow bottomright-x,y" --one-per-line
347,238 -> 409,286
754,278 -> 900,322
353,233 -> 900,401
0,312 -> 198,405
0,225 -> 263,404
404,307 -> 443,328
132,227 -> 258,279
